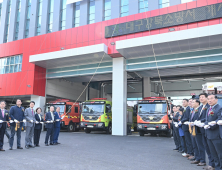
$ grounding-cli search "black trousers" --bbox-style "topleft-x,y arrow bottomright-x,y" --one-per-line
34,129 -> 41,145
207,138 -> 222,170
45,127 -> 54,144
0,127 -> 5,149
184,130 -> 194,155
173,126 -> 181,150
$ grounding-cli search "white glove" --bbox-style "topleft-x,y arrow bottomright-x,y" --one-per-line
14,119 -> 18,123
178,121 -> 182,126
56,119 -> 60,121
190,122 -> 194,126
209,121 -> 216,126
175,123 -> 179,128
217,120 -> 222,125
40,122 -> 44,124
204,125 -> 210,129
170,115 -> 173,119
61,116 -> 65,120
9,120 -> 14,123
23,119 -> 26,123
199,123 -> 205,127
50,120 -> 53,123
30,120 -> 33,123
0,120 -> 3,123
184,121 -> 189,125
46,121 -> 50,123
35,121 -> 39,124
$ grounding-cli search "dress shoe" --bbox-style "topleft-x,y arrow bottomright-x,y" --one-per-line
0,149 -> 5,151
56,142 -> 61,144
50,143 -> 54,145
183,154 -> 190,157
188,156 -> 195,160
53,143 -> 58,145
45,144 -> 49,146
29,145 -> 35,148
173,148 -> 179,151
36,145 -> 40,147
197,163 -> 206,166
191,160 -> 200,164
207,166 -> 215,170
17,146 -> 23,149
25,145 -> 29,149
179,150 -> 184,153
9,147 -> 13,150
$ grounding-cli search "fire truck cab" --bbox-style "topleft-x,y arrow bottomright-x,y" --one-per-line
45,99 -> 81,132
137,97 -> 171,137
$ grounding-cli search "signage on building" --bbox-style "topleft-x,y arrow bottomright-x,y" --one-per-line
105,3 -> 222,38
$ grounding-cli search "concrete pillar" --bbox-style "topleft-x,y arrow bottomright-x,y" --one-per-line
85,86 -> 89,101
112,57 -> 127,136
40,0 -> 49,35
80,0 -> 88,26
8,0 -> 17,42
148,0 -> 158,10
31,95 -> 46,112
142,77 -> 151,98
0,0 -> 8,44
95,0 -> 103,23
111,0 -> 120,19
170,0 -> 181,6
18,0 -> 27,40
52,0 -> 61,32
28,0 -> 38,37
66,3 -> 74,29
129,0 -> 138,15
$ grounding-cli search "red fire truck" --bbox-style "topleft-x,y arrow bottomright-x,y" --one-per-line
45,99 -> 81,132
137,97 -> 171,137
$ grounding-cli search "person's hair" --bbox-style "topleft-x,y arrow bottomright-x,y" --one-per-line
199,93 -> 208,98
176,105 -> 181,108
30,101 -> 35,105
50,106 -> 54,108
56,106 -> 60,109
208,94 -> 218,99
173,105 -> 177,108
0,101 -> 6,105
193,99 -> 200,105
36,107 -> 42,112
183,99 -> 188,102
179,108 -> 184,112
189,98 -> 193,101
16,99 -> 22,102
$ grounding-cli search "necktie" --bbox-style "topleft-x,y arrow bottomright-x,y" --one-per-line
191,110 -> 195,120
31,109 -> 34,116
208,107 -> 212,116
2,110 -> 4,118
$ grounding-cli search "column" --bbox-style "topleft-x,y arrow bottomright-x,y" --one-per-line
52,0 -> 61,32
170,0 -> 181,6
95,0 -> 103,23
0,0 -> 8,44
40,0 -> 49,35
28,0 -> 38,37
148,0 -> 158,11
142,77 -> 151,98
111,0 -> 120,19
66,3 -> 74,29
18,0 -> 27,40
31,95 -> 46,112
85,85 -> 89,101
129,0 -> 138,15
112,57 -> 127,136
79,0 -> 88,26
8,0 -> 17,42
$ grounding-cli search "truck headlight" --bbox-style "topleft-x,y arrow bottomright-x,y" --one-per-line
161,125 -> 167,129
138,125 -> 142,128
80,122 -> 84,126
98,123 -> 103,127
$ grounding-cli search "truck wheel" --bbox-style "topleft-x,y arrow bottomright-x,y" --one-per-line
68,122 -> 75,132
139,131 -> 145,136
85,129 -> 91,133
106,124 -> 112,134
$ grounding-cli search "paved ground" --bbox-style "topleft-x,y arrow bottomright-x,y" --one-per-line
1,131 -> 204,170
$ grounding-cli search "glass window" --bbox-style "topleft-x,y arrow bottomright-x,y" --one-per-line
48,0 -> 54,33
75,107 -> 78,113
25,0 -> 32,38
159,0 -> 169,8
74,2 -> 80,27
88,0 -> 95,24
36,0 -> 43,36
60,0 -> 67,30
120,0 -> 129,17
139,0 -> 148,13
14,0 -> 21,40
0,3 -> 2,26
0,55 -> 23,74
104,0 -> 111,21
4,0 -> 12,43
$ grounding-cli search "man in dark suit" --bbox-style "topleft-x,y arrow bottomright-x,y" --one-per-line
180,99 -> 194,158
45,106 -> 55,146
53,107 -> 61,145
0,101 -> 9,151
34,107 -> 44,147
204,94 -> 222,170
196,93 -> 214,169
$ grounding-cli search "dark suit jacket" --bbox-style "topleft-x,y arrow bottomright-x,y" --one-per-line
54,112 -> 61,128
0,109 -> 9,129
181,106 -> 191,132
189,107 -> 201,134
205,104 -> 222,140
45,112 -> 55,129
173,112 -> 180,122
197,104 -> 210,134
34,114 -> 44,130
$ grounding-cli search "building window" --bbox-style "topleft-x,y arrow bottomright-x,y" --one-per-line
4,0 -> 12,43
181,0 -> 193,3
0,3 -> 2,26
120,0 -> 129,17
139,0 -> 148,13
25,0 -> 32,38
14,0 -> 21,40
0,55 -> 23,74
48,0 -> 54,33
88,0 -> 95,24
60,0 -> 67,30
36,0 -> 43,35
104,0 -> 111,21
73,2 -> 80,27
159,0 -> 169,8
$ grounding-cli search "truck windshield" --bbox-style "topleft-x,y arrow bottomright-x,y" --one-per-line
46,104 -> 65,115
138,103 -> 167,114
82,104 -> 104,114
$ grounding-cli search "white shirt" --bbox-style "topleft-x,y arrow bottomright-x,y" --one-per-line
51,112 -> 54,121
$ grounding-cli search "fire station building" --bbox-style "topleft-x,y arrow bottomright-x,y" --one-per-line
0,0 -> 222,135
